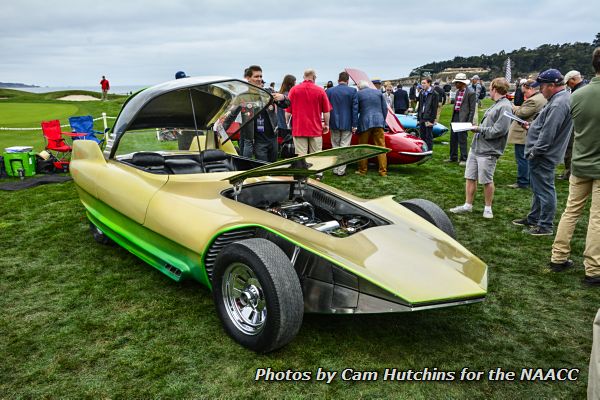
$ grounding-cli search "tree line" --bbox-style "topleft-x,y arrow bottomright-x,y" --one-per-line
410,33 -> 600,80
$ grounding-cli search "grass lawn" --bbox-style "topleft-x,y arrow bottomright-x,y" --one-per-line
0,89 -> 126,152
1,94 -> 598,398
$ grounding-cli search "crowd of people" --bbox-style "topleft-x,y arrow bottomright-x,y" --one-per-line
445,49 -> 600,287
175,49 -> 599,286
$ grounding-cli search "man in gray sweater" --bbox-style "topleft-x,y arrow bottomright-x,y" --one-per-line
449,78 -> 512,219
512,69 -> 573,236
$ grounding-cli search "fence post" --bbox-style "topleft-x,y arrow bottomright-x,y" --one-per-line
102,112 -> 108,131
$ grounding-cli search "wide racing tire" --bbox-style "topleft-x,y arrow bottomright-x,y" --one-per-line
400,198 -> 456,239
212,238 -> 303,353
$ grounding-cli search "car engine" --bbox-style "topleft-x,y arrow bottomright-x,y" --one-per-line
264,200 -> 372,237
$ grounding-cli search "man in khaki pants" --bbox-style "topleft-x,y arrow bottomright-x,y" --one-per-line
548,48 -> 600,286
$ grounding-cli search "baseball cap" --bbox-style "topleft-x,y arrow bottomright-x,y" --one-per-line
175,71 -> 188,79
530,69 -> 564,88
372,78 -> 382,84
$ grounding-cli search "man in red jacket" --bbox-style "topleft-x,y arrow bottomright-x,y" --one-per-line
100,76 -> 110,101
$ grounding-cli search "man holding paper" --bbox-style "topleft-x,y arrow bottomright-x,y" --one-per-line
446,73 -> 477,166
449,78 -> 512,219
506,79 -> 547,189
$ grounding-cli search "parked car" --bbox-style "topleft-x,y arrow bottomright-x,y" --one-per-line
70,76 -> 488,353
395,113 -> 449,138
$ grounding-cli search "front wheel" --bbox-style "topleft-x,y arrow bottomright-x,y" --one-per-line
400,198 -> 456,239
212,238 -> 303,353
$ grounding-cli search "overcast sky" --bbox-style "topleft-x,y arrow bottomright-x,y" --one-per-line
1,0 -> 598,87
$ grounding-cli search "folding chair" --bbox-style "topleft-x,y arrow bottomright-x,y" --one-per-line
69,115 -> 105,146
41,120 -> 85,171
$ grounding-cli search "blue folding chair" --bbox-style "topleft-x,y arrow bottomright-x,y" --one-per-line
69,115 -> 104,145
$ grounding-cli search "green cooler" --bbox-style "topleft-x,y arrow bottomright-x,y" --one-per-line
3,151 -> 37,178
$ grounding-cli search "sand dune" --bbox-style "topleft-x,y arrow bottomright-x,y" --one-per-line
58,95 -> 100,101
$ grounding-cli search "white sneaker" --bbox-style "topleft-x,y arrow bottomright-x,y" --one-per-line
449,205 -> 472,214
483,209 -> 493,219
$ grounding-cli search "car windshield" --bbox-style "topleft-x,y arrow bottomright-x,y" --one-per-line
108,79 -> 271,158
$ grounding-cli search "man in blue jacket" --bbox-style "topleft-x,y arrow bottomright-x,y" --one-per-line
356,80 -> 388,177
326,71 -> 358,176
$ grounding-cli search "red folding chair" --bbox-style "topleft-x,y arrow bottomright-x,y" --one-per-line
40,120 -> 86,171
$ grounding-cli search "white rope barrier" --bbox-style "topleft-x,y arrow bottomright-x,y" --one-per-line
0,115 -> 117,131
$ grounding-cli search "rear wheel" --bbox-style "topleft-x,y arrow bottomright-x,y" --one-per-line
400,198 -> 456,239
212,238 -> 303,353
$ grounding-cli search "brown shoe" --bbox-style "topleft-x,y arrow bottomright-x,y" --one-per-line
355,171 -> 366,176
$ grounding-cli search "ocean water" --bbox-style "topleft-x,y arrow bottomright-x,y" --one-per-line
7,85 -> 147,95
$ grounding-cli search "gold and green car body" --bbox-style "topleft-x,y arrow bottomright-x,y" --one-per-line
71,77 -> 487,318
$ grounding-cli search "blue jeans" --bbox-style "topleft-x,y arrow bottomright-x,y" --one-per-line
527,157 -> 557,230
514,144 -> 529,187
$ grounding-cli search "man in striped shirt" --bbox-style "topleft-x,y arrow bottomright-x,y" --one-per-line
446,73 -> 477,166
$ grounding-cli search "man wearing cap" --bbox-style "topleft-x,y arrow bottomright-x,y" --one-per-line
446,73 -> 477,165
506,79 -> 547,189
175,71 -> 188,79
512,69 -> 573,236
548,48 -> 600,285
372,79 -> 383,93
559,70 -> 588,180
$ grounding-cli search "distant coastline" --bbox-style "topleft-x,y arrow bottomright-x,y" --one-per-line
0,82 -> 40,88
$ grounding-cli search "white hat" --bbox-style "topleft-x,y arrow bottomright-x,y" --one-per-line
519,78 -> 527,85
452,73 -> 470,84
563,70 -> 580,83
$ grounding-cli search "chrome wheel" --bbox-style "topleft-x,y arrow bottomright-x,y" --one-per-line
222,262 -> 267,335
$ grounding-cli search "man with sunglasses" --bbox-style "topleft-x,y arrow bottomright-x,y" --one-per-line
512,69 -> 573,236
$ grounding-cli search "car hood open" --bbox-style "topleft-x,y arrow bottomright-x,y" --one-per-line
226,145 -> 389,184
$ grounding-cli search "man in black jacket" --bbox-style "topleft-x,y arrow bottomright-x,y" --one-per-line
240,65 -> 290,162
393,85 -> 409,114
416,77 -> 438,151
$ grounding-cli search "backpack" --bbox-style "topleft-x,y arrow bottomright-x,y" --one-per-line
479,84 -> 486,100
35,154 -> 59,174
